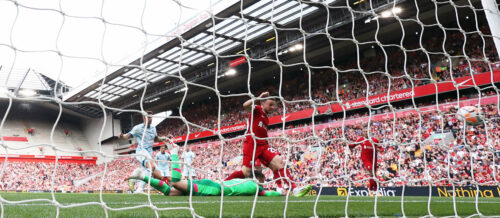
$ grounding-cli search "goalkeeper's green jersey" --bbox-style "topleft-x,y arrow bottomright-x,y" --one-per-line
187,179 -> 280,196
223,179 -> 262,196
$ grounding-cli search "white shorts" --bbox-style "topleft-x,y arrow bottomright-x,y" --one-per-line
183,167 -> 196,178
135,149 -> 153,168
157,167 -> 170,177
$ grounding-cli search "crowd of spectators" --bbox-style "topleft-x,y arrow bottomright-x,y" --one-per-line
1,96 -> 499,191
188,102 -> 500,189
157,26 -> 500,137
0,158 -> 136,192
1,26 -> 500,192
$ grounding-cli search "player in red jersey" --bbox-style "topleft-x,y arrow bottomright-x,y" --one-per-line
225,91 -> 300,192
349,131 -> 382,196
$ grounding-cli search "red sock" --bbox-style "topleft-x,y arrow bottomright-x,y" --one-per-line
275,168 -> 296,190
162,177 -> 170,186
273,170 -> 283,188
225,170 -> 245,181
369,179 -> 377,191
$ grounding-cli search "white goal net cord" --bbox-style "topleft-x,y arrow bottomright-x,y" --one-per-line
0,0 -> 499,217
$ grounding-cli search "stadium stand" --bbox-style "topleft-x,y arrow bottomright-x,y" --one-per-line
2,0 -> 500,216
157,26 -> 500,138
0,67 -> 92,156
0,3 -> 498,216
0,101 -> 91,156
2,93 -> 499,192
1,21 -> 499,192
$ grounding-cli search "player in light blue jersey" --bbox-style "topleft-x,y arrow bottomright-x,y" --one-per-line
181,146 -> 196,179
155,144 -> 171,178
119,111 -> 168,193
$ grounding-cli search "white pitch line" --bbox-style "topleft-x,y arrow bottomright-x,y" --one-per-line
3,199 -> 500,206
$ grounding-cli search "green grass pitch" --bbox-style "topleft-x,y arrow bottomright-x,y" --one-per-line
1,193 -> 500,217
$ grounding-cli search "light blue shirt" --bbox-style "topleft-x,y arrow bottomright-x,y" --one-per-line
182,151 -> 196,165
155,152 -> 171,169
128,123 -> 157,153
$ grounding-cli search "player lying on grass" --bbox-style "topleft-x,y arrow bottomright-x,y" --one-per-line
126,145 -> 312,197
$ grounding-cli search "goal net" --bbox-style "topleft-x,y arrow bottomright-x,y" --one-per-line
0,0 -> 499,217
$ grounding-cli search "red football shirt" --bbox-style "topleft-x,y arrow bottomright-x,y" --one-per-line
246,105 -> 269,145
350,137 -> 380,160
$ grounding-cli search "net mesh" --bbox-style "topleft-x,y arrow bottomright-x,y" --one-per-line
0,0 -> 500,217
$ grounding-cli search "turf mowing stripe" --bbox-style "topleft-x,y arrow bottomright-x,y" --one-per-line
3,199 -> 500,206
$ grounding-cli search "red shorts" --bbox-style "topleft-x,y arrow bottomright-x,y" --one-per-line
242,139 -> 279,168
362,156 -> 377,171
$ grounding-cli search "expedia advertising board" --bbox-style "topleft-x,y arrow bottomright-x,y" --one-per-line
312,186 -> 500,198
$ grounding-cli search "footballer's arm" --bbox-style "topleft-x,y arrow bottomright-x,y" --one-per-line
119,132 -> 132,139
243,91 -> 269,110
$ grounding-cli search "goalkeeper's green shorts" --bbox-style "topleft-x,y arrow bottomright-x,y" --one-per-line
186,179 -> 221,196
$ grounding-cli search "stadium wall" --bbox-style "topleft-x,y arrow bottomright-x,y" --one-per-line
0,100 -> 93,156
0,154 -> 97,164
80,112 -> 121,163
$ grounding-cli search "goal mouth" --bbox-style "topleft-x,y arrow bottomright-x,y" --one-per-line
0,0 -> 499,217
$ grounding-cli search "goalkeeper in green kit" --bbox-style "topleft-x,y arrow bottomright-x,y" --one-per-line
126,144 -> 311,197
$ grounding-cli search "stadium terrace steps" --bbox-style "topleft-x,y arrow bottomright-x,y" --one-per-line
1,117 -> 91,156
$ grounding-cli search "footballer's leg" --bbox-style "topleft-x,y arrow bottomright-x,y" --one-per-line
238,159 -> 264,180
372,158 -> 380,196
171,180 -> 188,193
129,143 -> 182,196
182,166 -> 196,180
142,175 -> 171,195
293,183 -> 312,197
134,150 -> 150,194
169,188 -> 184,196
167,147 -> 219,196
362,157 -> 378,196
172,179 -> 221,196
128,150 -> 146,193
160,168 -> 172,185
263,146 -> 297,191
148,161 -> 170,185
137,153 -> 159,194
169,145 -> 188,193
144,159 -> 163,181
127,168 -> 172,195
226,140 -> 260,180
225,170 -> 246,181
241,166 -> 252,178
